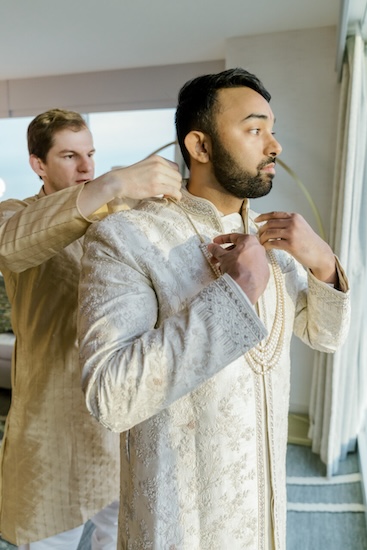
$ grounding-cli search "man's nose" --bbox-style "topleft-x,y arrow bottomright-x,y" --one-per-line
266,135 -> 282,157
78,156 -> 94,172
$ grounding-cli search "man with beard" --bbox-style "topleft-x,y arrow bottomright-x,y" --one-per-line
78,68 -> 350,550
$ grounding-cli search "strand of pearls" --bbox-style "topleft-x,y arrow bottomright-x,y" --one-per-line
245,249 -> 286,375
168,196 -> 286,375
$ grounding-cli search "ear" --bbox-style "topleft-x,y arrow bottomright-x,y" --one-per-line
29,154 -> 46,179
184,131 -> 211,164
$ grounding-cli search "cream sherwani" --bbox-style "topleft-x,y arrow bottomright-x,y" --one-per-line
0,185 -> 120,545
79,188 -> 350,550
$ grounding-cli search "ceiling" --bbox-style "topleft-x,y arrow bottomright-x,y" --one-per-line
0,0 -> 344,81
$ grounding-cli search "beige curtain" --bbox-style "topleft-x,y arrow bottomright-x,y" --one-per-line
308,33 -> 367,476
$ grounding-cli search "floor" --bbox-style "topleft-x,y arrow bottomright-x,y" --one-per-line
286,444 -> 367,549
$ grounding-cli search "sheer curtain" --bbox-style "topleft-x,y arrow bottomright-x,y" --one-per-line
308,32 -> 367,476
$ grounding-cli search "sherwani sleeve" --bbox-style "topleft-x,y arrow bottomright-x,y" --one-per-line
293,256 -> 350,352
78,218 -> 268,433
0,184 -> 94,272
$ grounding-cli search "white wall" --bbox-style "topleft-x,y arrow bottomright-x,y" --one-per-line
0,61 -> 224,118
226,26 -> 340,412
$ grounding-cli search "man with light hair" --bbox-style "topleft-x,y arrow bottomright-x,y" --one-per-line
0,108 -> 182,549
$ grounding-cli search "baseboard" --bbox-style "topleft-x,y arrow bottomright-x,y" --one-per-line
288,413 -> 312,447
288,403 -> 309,415
357,415 -> 367,529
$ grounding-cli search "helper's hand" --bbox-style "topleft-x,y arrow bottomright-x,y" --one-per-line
255,211 -> 338,285
110,155 -> 182,201
207,233 -> 270,304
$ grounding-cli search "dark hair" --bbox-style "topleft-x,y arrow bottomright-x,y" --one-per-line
27,108 -> 88,161
175,67 -> 271,168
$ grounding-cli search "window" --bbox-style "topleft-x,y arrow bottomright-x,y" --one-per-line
0,116 -> 34,201
88,109 -> 176,176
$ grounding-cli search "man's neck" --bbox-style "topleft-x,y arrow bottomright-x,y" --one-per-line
186,177 -> 244,216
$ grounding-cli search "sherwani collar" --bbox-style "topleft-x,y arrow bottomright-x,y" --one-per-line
177,181 -> 250,234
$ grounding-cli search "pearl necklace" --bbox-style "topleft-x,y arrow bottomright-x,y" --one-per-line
245,249 -> 285,375
168,197 -> 286,376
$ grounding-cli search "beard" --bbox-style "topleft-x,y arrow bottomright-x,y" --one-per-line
210,133 -> 275,199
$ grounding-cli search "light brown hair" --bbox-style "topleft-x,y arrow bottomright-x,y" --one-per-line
27,108 -> 88,162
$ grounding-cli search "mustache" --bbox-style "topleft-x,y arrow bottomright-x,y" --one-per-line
258,157 -> 276,170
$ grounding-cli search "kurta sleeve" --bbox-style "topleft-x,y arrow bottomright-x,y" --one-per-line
293,256 -> 350,352
78,217 -> 268,433
0,184 -> 92,272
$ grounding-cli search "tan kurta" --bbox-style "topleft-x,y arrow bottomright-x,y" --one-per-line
0,185 -> 120,545
79,189 -> 350,550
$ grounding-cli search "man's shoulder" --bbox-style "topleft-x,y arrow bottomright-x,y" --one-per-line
89,199 -> 169,238
104,199 -> 172,225
0,194 -> 38,221
1,194 -> 38,207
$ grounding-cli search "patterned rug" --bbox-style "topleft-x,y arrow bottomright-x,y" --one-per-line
0,536 -> 15,549
286,444 -> 367,549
